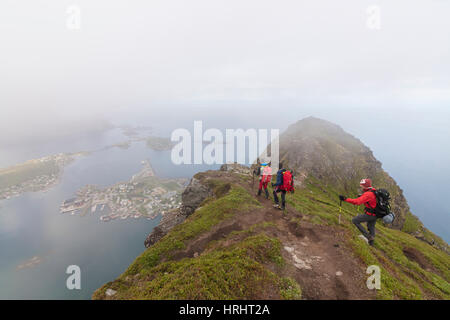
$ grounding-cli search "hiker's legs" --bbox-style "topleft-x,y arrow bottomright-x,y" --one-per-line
262,182 -> 269,198
273,189 -> 280,204
281,190 -> 286,209
352,214 -> 373,238
257,179 -> 263,195
367,218 -> 377,239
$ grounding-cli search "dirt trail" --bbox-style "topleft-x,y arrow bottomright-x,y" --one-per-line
241,196 -> 375,300
172,172 -> 376,299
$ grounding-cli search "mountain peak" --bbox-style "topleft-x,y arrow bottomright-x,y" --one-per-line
276,117 -> 406,227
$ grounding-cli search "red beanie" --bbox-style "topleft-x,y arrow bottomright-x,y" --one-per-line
360,178 -> 372,189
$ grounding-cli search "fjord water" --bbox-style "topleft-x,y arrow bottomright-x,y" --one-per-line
0,128 -> 215,299
0,141 -> 158,299
0,126 -> 221,299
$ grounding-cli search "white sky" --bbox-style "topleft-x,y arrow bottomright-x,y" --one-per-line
0,0 -> 449,140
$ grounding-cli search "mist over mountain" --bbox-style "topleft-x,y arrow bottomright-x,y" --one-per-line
93,117 -> 449,300
276,117 -> 410,229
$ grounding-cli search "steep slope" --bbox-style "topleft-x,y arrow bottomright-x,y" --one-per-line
93,118 -> 449,300
275,117 -> 448,252
93,166 -> 449,300
275,117 -> 409,229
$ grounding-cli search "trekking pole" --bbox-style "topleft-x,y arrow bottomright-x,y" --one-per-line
339,200 -> 342,225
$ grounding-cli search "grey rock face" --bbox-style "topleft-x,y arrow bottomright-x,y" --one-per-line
144,176 -> 213,248
144,210 -> 186,248
220,163 -> 251,175
179,177 -> 213,217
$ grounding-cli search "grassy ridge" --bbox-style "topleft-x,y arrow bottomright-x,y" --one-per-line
93,173 -> 448,300
93,183 -> 302,300
99,234 -> 299,299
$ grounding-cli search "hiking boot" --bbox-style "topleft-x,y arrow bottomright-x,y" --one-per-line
273,204 -> 280,209
367,235 -> 375,246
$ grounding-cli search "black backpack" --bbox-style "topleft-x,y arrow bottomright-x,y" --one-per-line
367,189 -> 391,218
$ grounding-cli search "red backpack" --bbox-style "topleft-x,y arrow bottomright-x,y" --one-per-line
281,170 -> 294,192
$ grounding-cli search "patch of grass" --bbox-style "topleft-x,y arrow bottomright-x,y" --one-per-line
279,277 -> 302,300
94,234 -> 292,300
287,188 -> 344,226
204,221 -> 279,253
346,217 -> 450,299
289,177 -> 450,299
402,211 -> 422,234
124,185 -> 261,275
204,179 -> 231,198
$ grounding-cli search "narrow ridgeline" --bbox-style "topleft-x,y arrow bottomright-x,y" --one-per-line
93,118 -> 449,300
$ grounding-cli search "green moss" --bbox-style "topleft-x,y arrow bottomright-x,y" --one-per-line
287,187 -> 343,226
279,277 -> 302,300
402,211 -> 422,234
95,234 -> 294,300
204,179 -> 232,198
345,218 -> 450,299
124,185 -> 261,275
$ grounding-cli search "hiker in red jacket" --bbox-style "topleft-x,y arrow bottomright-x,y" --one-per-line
272,163 -> 294,210
257,162 -> 272,199
339,179 -> 377,246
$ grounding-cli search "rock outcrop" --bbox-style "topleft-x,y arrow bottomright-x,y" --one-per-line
145,175 -> 214,247
179,177 -> 214,216
220,163 -> 252,175
144,210 -> 185,248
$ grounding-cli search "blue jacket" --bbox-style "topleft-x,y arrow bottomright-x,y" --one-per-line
274,169 -> 286,187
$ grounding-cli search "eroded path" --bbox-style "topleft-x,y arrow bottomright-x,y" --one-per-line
170,171 -> 376,299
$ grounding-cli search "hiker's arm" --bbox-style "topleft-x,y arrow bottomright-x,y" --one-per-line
345,193 -> 371,206
274,172 -> 283,186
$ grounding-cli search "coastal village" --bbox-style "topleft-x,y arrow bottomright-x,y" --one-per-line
60,160 -> 187,222
0,153 -> 79,201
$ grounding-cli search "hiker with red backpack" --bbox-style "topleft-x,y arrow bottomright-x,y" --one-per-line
272,163 -> 294,210
257,162 -> 272,199
339,179 -> 377,246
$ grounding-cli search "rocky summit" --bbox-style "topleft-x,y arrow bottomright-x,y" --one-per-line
93,117 -> 449,300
